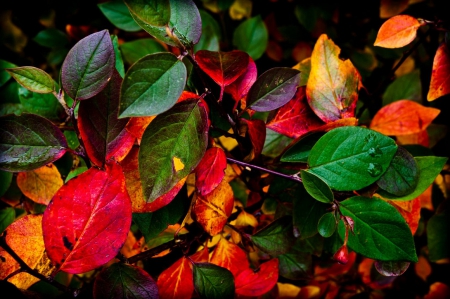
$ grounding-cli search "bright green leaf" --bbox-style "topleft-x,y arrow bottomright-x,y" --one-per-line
193,263 -> 234,299
6,66 -> 54,93
301,170 -> 334,203
120,38 -> 166,66
98,0 -> 142,32
318,212 -> 337,237
18,85 -> 63,120
0,60 -> 17,87
111,35 -> 125,78
0,207 -> 15,233
233,15 -> 268,60
194,10 -> 221,52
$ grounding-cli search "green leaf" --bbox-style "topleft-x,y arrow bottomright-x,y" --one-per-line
61,30 -> 115,100
120,38 -> 166,66
119,52 -> 186,117
251,215 -> 296,256
194,10 -> 221,52
124,0 -> 170,27
63,131 -> 80,150
98,0 -> 142,32
427,211 -> 450,262
0,207 -> 15,233
301,170 -> 334,203
0,170 -> 13,197
382,70 -> 422,105
18,85 -> 63,120
378,156 -> 448,201
262,129 -> 293,158
193,263 -> 234,299
33,28 -> 69,48
280,132 -> 323,163
232,15 -> 268,60
93,263 -> 159,299
139,99 -> 208,202
297,58 -> 311,87
0,59 -> 17,87
308,126 -> 398,191
278,239 -> 313,280
247,68 -> 300,112
338,196 -> 418,262
317,212 -> 337,237
6,66 -> 54,93
65,166 -> 88,183
376,147 -> 419,196
111,35 -> 125,78
0,114 -> 68,172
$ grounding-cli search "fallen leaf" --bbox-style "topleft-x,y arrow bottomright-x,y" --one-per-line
374,15 -> 423,48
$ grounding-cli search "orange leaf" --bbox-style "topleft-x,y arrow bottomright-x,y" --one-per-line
415,255 -> 432,281
235,258 -> 279,296
16,163 -> 63,205
125,116 -> 155,144
396,129 -> 430,147
428,42 -> 450,101
192,178 -> 234,236
370,100 -> 440,136
210,237 -> 250,277
374,15 -> 423,48
424,282 -> 450,299
380,0 -> 409,18
234,210 -> 258,228
388,197 -> 421,234
157,256 -> 194,299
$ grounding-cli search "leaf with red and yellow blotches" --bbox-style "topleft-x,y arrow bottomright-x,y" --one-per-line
239,118 -> 266,161
380,0 -> 409,18
157,256 -> 194,299
195,147 -> 227,196
78,70 -> 133,167
121,145 -> 187,213
195,50 -> 249,101
16,163 -> 63,205
0,215 -> 55,289
192,178 -> 234,236
210,237 -> 249,277
267,86 -> 324,138
370,100 -> 440,136
396,129 -> 430,147
126,116 -> 155,144
235,258 -> 279,296
225,57 -> 257,105
306,34 -> 362,123
424,282 -> 450,299
374,15 -> 423,48
42,161 -> 132,274
388,197 -> 421,234
428,42 -> 450,101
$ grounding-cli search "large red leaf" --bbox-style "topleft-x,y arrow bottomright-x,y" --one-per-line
266,86 -> 324,138
370,100 -> 440,136
224,57 -> 257,105
210,237 -> 249,277
157,257 -> 194,299
428,42 -> 450,101
195,147 -> 227,196
235,258 -> 279,296
42,161 -> 132,274
374,15 -> 423,48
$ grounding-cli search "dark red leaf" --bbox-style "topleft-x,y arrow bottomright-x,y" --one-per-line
195,147 -> 227,196
224,57 -> 257,106
235,258 -> 279,296
240,118 -> 266,160
428,42 -> 450,101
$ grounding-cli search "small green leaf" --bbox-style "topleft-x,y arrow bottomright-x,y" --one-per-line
33,28 -> 69,48
0,59 -> 17,87
308,126 -> 398,191
111,35 -> 125,78
301,170 -> 334,203
194,10 -> 221,52
98,0 -> 142,32
65,166 -> 88,183
0,170 -> 13,197
6,66 -> 54,93
193,263 -> 234,299
338,196 -> 418,262
0,207 -> 15,233
18,85 -> 63,120
120,38 -> 166,66
251,215 -> 296,256
124,0 -> 170,27
382,70 -> 422,105
427,211 -> 450,262
317,212 -> 337,238
280,132 -> 323,163
119,52 -> 186,117
247,68 -> 300,112
232,15 -> 268,60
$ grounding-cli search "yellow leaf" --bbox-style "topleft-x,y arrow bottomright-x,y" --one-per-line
229,0 -> 252,20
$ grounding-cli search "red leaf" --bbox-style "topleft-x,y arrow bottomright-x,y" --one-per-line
266,86 -> 324,138
224,57 -> 257,105
195,147 -> 227,196
388,198 -> 421,235
240,118 -> 266,161
210,237 -> 249,277
374,15 -> 423,48
428,42 -> 450,101
126,116 -> 155,144
157,257 -> 194,299
235,258 -> 279,296
42,161 -> 132,274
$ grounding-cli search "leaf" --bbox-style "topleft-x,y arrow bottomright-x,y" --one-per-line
0,207 -> 15,233
0,59 -> 17,87
235,258 -> 279,296
388,198 -> 421,235
139,99 -> 208,202
262,129 -> 293,158
278,239 -> 313,280
427,211 -> 450,262
318,212 -> 337,237
42,161 -> 132,273
6,66 -> 54,93
33,28 -> 69,48
251,215 -> 296,256
93,263 -> 158,299
0,113 -> 68,172
370,100 -> 440,136
382,70 -> 422,105
193,263 -> 235,299
306,34 -> 361,122
293,57 -> 311,87
247,67 -> 300,112
338,196 -> 418,262
119,52 -> 186,118
224,57 -> 257,104
380,0 -> 409,18
376,146 -> 419,196
98,0 -> 142,32
16,163 -> 63,205
112,35 -> 125,78
240,118 -> 266,161
192,178 -> 234,236
195,147 -> 227,196
374,15 -> 423,48
123,0 -> 170,27
157,257 -> 194,299
61,30 -> 115,100
301,170 -> 334,203
78,70 -> 132,167
378,156 -> 448,201
308,126 -> 398,191
18,85 -> 63,120
427,42 -> 450,101
210,237 -> 250,277
232,15 -> 268,60
194,9 -> 222,52
266,86 -> 324,139
120,38 -> 166,65
280,132 -> 324,163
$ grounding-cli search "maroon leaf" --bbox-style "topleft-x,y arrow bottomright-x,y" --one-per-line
42,161 -> 132,274
240,118 -> 266,160
195,147 -> 227,196
224,57 -> 257,106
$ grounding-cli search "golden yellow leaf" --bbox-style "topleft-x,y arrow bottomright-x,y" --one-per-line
235,210 -> 258,227
229,0 -> 252,20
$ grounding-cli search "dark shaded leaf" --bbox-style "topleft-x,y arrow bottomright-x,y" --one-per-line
232,15 -> 268,60
123,0 -> 170,27
301,170 -> 334,203
251,215 -> 296,256
317,212 -> 337,237
193,263 -> 234,299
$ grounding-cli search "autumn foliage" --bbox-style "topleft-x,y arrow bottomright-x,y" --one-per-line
1,0 -> 450,298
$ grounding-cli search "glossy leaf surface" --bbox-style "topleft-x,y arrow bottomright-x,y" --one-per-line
374,15 -> 422,48
235,259 -> 279,296
120,38 -> 166,65
157,257 -> 194,299
251,216 -> 296,256
224,57 -> 257,103
210,237 -> 250,277
301,170 -> 334,203
123,0 -> 170,27
232,15 -> 268,60
427,42 -> 450,101
0,113 -> 68,172
42,162 -> 132,273
195,147 -> 227,196
318,212 -> 337,237
98,0 -> 141,32
193,263 -> 235,299
194,9 -> 222,52
6,66 -> 54,93
119,52 -> 186,117
61,30 -> 115,100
